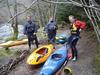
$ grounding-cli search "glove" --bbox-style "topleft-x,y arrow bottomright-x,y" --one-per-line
79,29 -> 82,32
33,33 -> 36,35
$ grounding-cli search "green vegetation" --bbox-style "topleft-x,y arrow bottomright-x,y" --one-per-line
6,36 -> 18,41
0,49 -> 20,57
56,4 -> 84,22
56,3 -> 94,30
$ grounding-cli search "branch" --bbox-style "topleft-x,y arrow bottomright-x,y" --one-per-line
42,0 -> 100,11
6,0 -> 13,18
8,0 -> 37,23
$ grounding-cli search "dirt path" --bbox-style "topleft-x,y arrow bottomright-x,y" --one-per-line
64,32 -> 97,75
8,30 -> 97,75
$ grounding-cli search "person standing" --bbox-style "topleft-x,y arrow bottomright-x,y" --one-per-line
45,17 -> 58,44
68,15 -> 86,61
23,16 -> 39,49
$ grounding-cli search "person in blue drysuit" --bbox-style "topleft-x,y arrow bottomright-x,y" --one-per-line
45,18 -> 58,44
23,16 -> 39,49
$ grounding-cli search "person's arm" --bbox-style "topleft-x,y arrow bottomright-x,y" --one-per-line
34,24 -> 37,33
55,22 -> 58,30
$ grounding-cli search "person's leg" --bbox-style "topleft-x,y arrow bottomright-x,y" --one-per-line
71,38 -> 78,61
53,31 -> 56,43
71,46 -> 78,59
67,35 -> 73,59
34,35 -> 39,48
48,32 -> 53,43
51,31 -> 56,43
71,46 -> 75,59
27,35 -> 31,49
47,33 -> 50,42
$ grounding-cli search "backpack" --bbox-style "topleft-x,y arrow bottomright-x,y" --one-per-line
74,20 -> 86,29
48,22 -> 56,30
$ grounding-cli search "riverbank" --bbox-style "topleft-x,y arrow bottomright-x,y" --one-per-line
0,29 -> 99,75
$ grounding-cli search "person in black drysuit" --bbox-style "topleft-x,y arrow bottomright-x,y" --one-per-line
45,18 -> 58,44
67,15 -> 81,61
23,16 -> 39,49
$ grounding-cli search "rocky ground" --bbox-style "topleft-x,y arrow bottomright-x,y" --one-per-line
64,32 -> 97,75
2,30 -> 97,75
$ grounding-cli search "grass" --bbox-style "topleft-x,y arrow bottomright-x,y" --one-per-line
0,49 -> 20,57
0,49 -> 21,65
5,36 -> 17,42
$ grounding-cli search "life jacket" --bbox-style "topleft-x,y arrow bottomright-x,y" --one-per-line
70,24 -> 78,35
48,21 -> 57,30
26,22 -> 35,34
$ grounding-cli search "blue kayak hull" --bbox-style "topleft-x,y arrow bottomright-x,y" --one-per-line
55,34 -> 70,44
39,46 -> 68,75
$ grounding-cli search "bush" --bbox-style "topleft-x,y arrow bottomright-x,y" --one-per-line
5,36 -> 18,42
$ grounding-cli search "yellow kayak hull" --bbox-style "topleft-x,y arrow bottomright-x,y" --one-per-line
26,44 -> 54,65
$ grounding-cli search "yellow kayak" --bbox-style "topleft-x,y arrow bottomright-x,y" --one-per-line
26,44 -> 54,65
0,39 -> 28,48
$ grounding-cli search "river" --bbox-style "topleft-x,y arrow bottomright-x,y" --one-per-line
0,23 -> 25,43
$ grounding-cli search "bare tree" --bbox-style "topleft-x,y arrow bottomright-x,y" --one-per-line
6,0 -> 37,40
36,0 -> 44,28
12,0 -> 18,39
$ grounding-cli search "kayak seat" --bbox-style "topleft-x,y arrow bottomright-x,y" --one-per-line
43,48 -> 48,54
36,49 -> 48,62
51,54 -> 62,60
37,48 -> 48,55
36,48 -> 48,62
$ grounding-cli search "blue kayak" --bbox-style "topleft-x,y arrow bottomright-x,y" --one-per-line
55,34 -> 70,44
39,46 -> 68,75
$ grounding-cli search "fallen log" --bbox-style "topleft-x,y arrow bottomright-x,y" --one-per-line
0,50 -> 29,75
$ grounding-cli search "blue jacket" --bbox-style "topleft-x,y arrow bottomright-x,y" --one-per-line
23,20 -> 37,35
45,20 -> 58,33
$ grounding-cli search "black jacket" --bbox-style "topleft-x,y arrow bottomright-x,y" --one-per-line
23,20 -> 37,35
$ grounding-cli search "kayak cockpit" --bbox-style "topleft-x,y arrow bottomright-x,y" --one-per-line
36,48 -> 48,55
51,54 -> 62,60
36,48 -> 48,62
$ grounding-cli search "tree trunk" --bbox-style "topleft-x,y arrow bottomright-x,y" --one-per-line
12,0 -> 18,40
53,0 -> 58,19
13,25 -> 18,40
6,0 -> 18,40
37,0 -> 44,28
